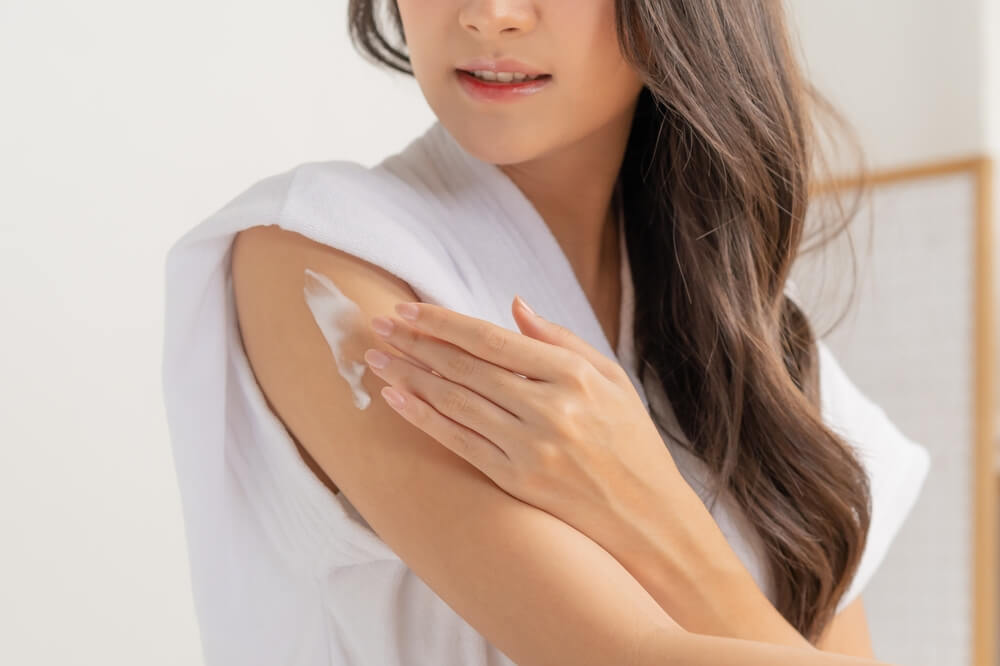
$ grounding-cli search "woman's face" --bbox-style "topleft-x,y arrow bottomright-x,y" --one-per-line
396,0 -> 646,165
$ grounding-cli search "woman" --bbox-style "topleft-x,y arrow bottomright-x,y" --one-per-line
161,1 -> 930,664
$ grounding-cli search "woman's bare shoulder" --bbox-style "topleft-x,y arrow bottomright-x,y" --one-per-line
228,222 -> 680,664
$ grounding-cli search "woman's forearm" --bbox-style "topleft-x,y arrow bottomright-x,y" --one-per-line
602,482 -> 812,648
634,624 -> 891,666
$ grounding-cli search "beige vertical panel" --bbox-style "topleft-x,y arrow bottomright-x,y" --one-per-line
793,158 -> 996,665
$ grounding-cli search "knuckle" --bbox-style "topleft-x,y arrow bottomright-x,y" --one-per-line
474,322 -> 507,355
550,396 -> 580,422
442,388 -> 473,416
562,358 -> 592,388
535,440 -> 563,470
547,398 -> 584,440
484,329 -> 507,354
445,352 -> 477,379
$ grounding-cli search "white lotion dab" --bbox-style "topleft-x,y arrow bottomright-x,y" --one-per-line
303,267 -> 372,410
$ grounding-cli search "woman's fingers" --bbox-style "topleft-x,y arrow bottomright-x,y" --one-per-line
390,302 -> 577,383
370,314 -> 549,419
381,384 -> 513,485
511,295 -> 629,386
364,347 -> 517,469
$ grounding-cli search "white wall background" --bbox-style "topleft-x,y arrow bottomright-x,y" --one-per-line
0,2 -> 425,664
787,0 -> 989,172
987,0 -> 1000,154
0,1 -> 993,665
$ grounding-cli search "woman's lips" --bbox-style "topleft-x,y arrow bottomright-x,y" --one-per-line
455,70 -> 553,102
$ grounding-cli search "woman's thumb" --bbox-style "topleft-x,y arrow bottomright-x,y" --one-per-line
512,295 -> 621,381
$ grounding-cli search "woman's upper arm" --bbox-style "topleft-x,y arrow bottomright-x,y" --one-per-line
230,224 -> 681,666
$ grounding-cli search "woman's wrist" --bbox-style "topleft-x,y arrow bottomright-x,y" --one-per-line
601,481 -> 813,649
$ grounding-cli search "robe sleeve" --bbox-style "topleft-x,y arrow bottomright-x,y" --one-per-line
814,339 -> 932,614
163,162 -> 468,578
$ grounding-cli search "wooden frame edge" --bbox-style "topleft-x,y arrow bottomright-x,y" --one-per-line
816,156 -> 997,666
973,156 -> 997,666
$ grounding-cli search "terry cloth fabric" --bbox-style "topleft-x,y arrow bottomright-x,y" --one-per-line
161,120 -> 931,665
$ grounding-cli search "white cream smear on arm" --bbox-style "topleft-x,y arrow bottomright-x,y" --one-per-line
302,267 -> 372,410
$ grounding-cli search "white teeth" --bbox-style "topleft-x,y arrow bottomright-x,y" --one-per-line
468,69 -> 543,82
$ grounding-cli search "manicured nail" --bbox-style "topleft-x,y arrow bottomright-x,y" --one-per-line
382,386 -> 405,409
515,295 -> 536,316
371,316 -> 394,337
364,348 -> 390,369
396,303 -> 419,320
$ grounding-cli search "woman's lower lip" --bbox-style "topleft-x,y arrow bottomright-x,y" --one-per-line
455,70 -> 552,102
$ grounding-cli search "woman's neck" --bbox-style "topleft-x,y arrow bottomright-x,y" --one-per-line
496,120 -> 631,309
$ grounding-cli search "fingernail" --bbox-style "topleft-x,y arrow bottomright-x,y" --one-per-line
364,348 -> 390,369
371,316 -> 394,337
382,386 -> 405,409
516,295 -> 536,317
396,303 -> 419,320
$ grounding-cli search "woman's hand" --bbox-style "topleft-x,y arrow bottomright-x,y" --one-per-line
361,295 -> 818,649
361,295 -> 688,547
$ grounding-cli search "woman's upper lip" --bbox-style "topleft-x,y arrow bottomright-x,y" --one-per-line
455,57 -> 550,76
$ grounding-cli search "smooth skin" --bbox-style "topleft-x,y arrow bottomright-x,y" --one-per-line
407,0 -> 875,656
360,297 -> 876,655
232,0 -> 881,662
231,226 -> 885,665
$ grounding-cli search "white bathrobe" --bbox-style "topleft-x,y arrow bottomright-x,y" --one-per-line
161,120 -> 930,665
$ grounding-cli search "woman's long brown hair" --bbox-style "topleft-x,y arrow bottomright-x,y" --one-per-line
347,0 -> 872,643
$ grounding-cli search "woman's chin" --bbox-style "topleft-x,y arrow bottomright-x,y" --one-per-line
446,124 -> 549,167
